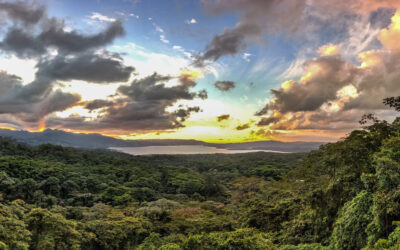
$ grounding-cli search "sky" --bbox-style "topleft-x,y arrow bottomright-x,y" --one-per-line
0,0 -> 400,143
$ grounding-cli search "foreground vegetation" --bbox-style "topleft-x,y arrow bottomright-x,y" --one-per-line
2,98 -> 400,249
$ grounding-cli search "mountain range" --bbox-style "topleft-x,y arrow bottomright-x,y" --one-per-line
0,129 -> 324,153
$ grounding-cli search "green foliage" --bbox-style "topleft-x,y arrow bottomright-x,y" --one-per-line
330,191 -> 373,250
0,201 -> 30,249
180,228 -> 276,250
1,98 -> 400,249
82,216 -> 150,249
25,208 -> 81,249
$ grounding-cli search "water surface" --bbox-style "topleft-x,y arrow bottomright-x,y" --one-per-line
110,145 -> 286,155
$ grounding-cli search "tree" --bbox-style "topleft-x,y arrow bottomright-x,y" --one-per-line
25,208 -> 81,249
330,190 -> 373,250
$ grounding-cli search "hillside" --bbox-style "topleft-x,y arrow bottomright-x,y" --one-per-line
1,99 -> 400,249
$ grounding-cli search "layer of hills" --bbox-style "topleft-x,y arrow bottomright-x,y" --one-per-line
0,128 -> 323,152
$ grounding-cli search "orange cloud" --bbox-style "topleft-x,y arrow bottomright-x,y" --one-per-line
315,0 -> 400,15
281,80 -> 295,91
318,44 -> 341,56
379,11 -> 400,51
357,50 -> 383,68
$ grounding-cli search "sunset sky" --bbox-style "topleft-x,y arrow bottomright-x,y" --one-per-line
1,0 -> 400,143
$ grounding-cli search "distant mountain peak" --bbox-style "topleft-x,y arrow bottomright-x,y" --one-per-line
0,128 -> 324,152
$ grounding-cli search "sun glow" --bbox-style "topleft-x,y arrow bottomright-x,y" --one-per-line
180,68 -> 204,81
318,44 -> 341,56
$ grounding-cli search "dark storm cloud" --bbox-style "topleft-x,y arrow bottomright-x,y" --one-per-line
194,24 -> 259,66
119,73 -> 196,101
0,27 -> 46,58
254,104 -> 268,116
257,117 -> 279,126
0,20 -> 124,58
0,0 -> 132,128
0,0 -> 45,25
39,20 -> 124,53
217,114 -> 230,122
36,52 -> 134,84
47,73 -> 207,133
214,80 -> 235,92
84,100 -> 116,111
0,1 -> 206,132
0,71 -> 81,123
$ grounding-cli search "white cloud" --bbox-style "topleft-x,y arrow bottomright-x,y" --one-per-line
342,16 -> 381,58
278,56 -> 307,80
250,58 -> 270,73
173,45 -> 194,59
242,53 -> 252,62
160,35 -> 169,43
129,13 -> 139,19
173,45 -> 183,51
183,52 -> 193,59
90,12 -> 116,22
124,50 -> 190,77
185,18 -> 197,24
155,25 -> 164,33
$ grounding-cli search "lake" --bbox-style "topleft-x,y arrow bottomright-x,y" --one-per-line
110,145 -> 287,155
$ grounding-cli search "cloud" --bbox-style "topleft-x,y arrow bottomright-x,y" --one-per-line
194,23 -> 260,66
0,20 -> 124,58
258,56 -> 358,114
47,73 -> 206,133
36,51 -> 134,84
242,52 -> 251,62
217,114 -> 230,122
90,12 -> 116,22
154,25 -> 169,43
254,104 -> 269,116
251,129 -> 281,139
118,73 -> 194,101
317,44 -> 341,56
160,34 -> 169,43
378,11 -> 400,51
195,0 -> 308,65
0,71 -> 81,125
185,18 -> 197,24
235,123 -> 250,130
129,13 -> 140,19
257,117 -> 280,126
254,11 -> 400,133
0,1 -> 209,134
155,25 -> 164,33
0,0 -> 131,130
0,0 -> 45,25
214,80 -> 235,92
173,45 -> 183,51
197,90 -> 208,100
195,0 -> 400,66
84,99 -> 115,111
